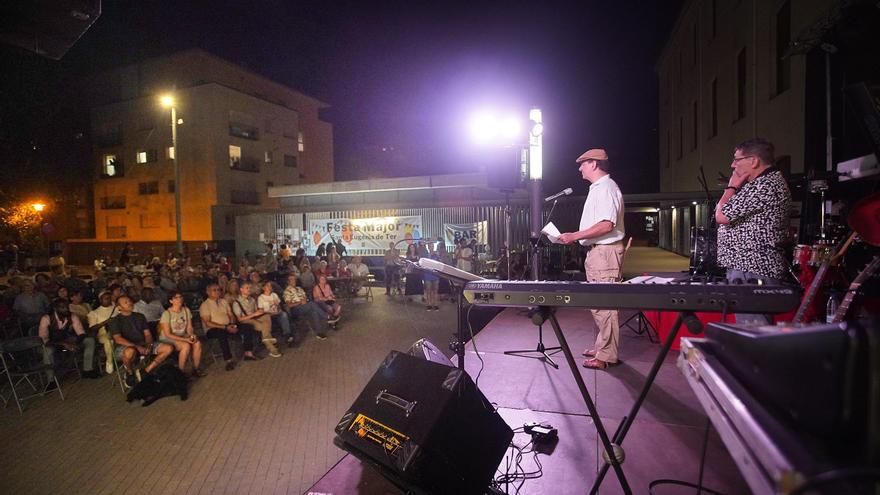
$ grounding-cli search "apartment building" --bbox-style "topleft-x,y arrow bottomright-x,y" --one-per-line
82,49 -> 333,247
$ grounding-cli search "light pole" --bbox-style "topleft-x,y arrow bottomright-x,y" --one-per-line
160,95 -> 183,256
528,107 -> 543,280
31,202 -> 48,255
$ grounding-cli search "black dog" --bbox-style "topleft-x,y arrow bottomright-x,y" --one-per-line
126,363 -> 189,406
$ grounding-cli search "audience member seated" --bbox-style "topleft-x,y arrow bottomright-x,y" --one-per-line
68,290 -> 91,326
247,271 -> 263,297
257,281 -> 293,347
298,262 -> 316,294
13,279 -> 51,334
199,283 -> 257,371
282,274 -> 328,341
232,282 -> 281,358
108,295 -> 174,387
348,256 -> 370,294
159,291 -> 206,377
312,274 -> 342,326
87,291 -> 117,374
134,287 -> 165,338
39,298 -> 99,381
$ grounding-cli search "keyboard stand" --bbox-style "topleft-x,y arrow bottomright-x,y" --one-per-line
538,306 -> 695,495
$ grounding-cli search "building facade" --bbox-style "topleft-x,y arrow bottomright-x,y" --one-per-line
657,0 -> 832,193
81,49 -> 333,247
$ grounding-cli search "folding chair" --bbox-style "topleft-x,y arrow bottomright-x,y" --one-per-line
0,336 -> 64,414
107,338 -> 149,395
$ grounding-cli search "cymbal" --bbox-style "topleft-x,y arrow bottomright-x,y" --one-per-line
848,192 -> 880,246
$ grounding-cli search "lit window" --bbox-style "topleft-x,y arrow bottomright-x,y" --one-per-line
103,154 -> 117,176
167,146 -> 175,159
264,150 -> 273,164
229,145 -> 242,168
297,131 -> 304,152
136,149 -> 156,164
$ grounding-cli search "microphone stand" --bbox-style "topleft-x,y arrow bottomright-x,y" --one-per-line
502,196 -> 562,369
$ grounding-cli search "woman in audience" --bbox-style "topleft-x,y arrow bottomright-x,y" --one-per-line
315,243 -> 327,260
312,274 -> 341,326
258,281 -> 293,346
299,262 -> 316,294
224,279 -> 240,305
158,290 -> 206,377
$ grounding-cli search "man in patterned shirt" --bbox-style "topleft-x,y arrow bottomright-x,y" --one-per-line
282,273 -> 329,341
715,138 -> 791,324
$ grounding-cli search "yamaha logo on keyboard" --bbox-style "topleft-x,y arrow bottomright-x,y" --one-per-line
471,283 -> 503,290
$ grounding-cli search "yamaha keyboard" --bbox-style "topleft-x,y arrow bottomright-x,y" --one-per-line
462,279 -> 800,314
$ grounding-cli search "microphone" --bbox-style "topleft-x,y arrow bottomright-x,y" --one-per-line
544,188 -> 573,202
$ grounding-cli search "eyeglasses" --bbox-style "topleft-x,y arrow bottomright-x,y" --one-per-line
731,155 -> 754,163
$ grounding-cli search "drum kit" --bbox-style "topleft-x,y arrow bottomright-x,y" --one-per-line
791,193 -> 880,322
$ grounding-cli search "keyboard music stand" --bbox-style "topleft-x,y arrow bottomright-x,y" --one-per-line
412,258 -> 484,371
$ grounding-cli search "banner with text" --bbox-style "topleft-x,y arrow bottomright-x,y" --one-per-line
306,216 -> 424,255
443,221 -> 488,248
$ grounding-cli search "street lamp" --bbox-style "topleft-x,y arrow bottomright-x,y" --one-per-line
31,203 -> 46,212
160,94 -> 183,256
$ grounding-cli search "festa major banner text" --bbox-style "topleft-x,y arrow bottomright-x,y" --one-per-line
306,216 -> 424,255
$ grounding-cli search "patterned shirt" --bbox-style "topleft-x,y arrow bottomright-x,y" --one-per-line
282,286 -> 307,306
717,168 -> 791,279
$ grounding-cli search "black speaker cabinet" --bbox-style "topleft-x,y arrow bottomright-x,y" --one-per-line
334,351 -> 513,494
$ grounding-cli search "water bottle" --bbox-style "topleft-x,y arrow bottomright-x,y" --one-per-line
825,294 -> 838,324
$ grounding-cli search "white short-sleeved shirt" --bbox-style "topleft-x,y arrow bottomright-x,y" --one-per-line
578,174 -> 625,246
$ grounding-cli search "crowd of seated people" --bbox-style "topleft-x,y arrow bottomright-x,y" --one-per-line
0,241 -> 376,395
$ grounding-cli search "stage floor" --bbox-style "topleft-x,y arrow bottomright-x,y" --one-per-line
309,306 -> 750,494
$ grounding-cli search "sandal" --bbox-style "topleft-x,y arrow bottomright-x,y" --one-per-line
582,349 -> 597,357
582,358 -> 608,370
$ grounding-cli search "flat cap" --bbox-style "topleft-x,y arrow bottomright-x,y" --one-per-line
576,148 -> 609,163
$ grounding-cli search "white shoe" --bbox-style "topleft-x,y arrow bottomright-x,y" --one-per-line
269,351 -> 282,358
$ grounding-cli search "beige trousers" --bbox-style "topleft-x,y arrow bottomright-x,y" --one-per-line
585,242 -> 625,363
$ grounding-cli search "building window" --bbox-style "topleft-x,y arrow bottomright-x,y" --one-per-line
691,101 -> 698,150
139,213 -> 160,228
231,190 -> 259,205
677,117 -> 683,159
167,180 -> 175,193
736,48 -> 747,121
229,145 -> 242,168
284,154 -> 297,168
166,146 -> 175,159
710,0 -> 717,40
266,181 -> 274,188
229,122 -> 259,140
225,214 -> 235,226
775,0 -> 791,95
138,181 -> 159,195
100,196 -> 126,209
710,78 -> 718,138
106,226 -> 127,238
264,150 -> 273,164
102,154 -> 122,177
297,131 -> 305,152
665,130 -> 671,168
229,145 -> 259,172
136,149 -> 157,164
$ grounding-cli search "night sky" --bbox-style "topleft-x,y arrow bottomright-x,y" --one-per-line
2,1 -> 682,196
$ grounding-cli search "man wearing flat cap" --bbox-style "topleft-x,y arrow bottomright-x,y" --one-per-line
558,148 -> 625,370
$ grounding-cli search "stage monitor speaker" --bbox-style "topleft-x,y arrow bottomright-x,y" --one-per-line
407,338 -> 454,367
334,351 -> 513,494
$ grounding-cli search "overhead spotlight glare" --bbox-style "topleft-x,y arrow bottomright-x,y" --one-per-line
469,113 -> 497,143
692,201 -> 698,205
671,205 -> 676,210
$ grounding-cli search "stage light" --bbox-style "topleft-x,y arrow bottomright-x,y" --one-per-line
692,201 -> 698,205
469,113 -> 497,144
31,203 -> 46,212
528,107 -> 542,180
